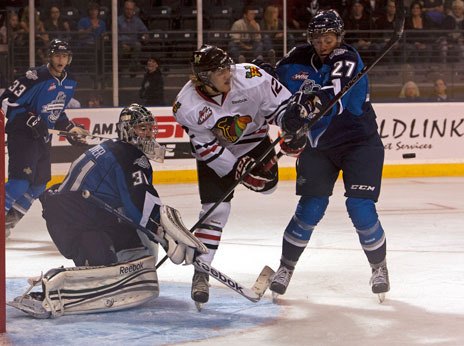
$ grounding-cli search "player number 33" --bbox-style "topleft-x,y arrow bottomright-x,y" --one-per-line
8,80 -> 27,97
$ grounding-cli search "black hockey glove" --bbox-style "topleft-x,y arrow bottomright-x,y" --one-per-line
280,134 -> 307,158
281,91 -> 322,136
251,58 -> 278,79
235,155 -> 276,192
65,122 -> 90,146
26,113 -> 49,140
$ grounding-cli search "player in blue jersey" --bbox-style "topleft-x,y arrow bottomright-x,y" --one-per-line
1,39 -> 90,237
271,10 -> 390,300
39,104 -> 203,267
7,105 -> 205,317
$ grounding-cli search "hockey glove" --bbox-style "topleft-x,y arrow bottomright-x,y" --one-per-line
280,134 -> 307,157
251,58 -> 278,79
281,91 -> 322,136
65,122 -> 90,146
235,155 -> 276,192
26,113 -> 49,140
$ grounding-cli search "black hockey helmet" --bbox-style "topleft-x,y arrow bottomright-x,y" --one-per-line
307,10 -> 345,43
191,44 -> 234,86
48,38 -> 73,64
117,103 -> 165,162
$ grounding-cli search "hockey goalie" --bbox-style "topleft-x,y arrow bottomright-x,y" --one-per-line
8,104 -> 207,318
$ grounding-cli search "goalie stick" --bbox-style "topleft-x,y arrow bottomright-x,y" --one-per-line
82,190 -> 274,303
155,0 -> 405,269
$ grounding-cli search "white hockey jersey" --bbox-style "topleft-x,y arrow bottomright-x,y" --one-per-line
173,63 -> 291,177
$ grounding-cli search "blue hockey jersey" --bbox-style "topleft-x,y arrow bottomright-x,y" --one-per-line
57,140 -> 162,231
0,64 -> 77,131
276,43 -> 378,149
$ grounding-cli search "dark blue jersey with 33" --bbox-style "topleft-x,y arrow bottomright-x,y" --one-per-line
1,64 -> 76,130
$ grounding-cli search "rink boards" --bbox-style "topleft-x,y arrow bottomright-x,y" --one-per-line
6,102 -> 464,185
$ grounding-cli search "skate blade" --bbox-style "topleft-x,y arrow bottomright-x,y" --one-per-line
271,291 -> 280,304
377,293 -> 386,303
195,301 -> 203,312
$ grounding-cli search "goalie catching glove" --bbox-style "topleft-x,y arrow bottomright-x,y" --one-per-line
235,155 -> 276,192
281,91 -> 323,136
158,205 -> 208,265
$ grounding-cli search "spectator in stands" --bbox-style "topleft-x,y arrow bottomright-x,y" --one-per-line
3,11 -> 25,47
87,94 -> 103,108
422,0 -> 446,26
374,0 -> 401,61
43,5 -> 71,41
228,5 -> 263,63
364,0 -> 388,22
19,6 -> 49,63
286,0 -> 319,29
343,0 -> 376,58
118,0 -> 149,75
260,4 -> 294,63
139,56 -> 165,106
439,0 -> 464,62
77,2 -> 107,46
404,1 -> 435,63
429,78 -> 452,101
398,80 -> 423,101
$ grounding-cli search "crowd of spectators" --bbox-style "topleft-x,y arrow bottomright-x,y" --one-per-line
1,0 -> 463,104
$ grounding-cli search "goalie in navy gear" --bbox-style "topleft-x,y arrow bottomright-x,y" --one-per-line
173,44 -> 292,306
2,39 -> 90,238
271,10 -> 390,299
8,105 -> 207,318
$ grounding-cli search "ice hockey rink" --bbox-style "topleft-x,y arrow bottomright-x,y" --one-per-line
2,177 -> 464,345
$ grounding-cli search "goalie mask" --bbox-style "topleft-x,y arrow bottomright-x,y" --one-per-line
117,104 -> 166,162
307,9 -> 345,44
191,44 -> 234,91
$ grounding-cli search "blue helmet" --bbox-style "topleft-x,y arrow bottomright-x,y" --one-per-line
307,10 -> 345,43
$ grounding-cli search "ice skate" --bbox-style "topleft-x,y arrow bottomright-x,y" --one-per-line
270,264 -> 294,301
191,270 -> 209,311
5,208 -> 25,238
370,262 -> 390,303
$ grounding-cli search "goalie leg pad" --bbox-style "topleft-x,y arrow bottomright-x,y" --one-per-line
8,256 -> 159,318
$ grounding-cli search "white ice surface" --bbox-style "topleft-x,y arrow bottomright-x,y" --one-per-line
2,177 -> 464,345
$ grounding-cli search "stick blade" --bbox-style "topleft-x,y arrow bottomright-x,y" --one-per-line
252,266 -> 275,298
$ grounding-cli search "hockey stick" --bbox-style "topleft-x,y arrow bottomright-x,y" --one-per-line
49,129 -> 113,141
156,2 -> 405,268
81,190 -> 273,303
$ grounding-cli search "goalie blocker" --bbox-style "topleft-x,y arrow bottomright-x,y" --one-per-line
8,255 -> 159,318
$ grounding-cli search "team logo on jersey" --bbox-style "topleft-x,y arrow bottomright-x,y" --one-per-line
213,115 -> 252,143
134,156 -> 150,169
25,70 -> 38,80
198,106 -> 213,124
330,48 -> 347,59
23,167 -> 32,175
244,66 -> 262,78
48,83 -> 57,91
291,71 -> 309,80
300,79 -> 321,93
172,101 -> 181,115
42,91 -> 66,121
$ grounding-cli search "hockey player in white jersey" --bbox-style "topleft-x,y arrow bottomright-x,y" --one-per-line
173,45 -> 295,307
